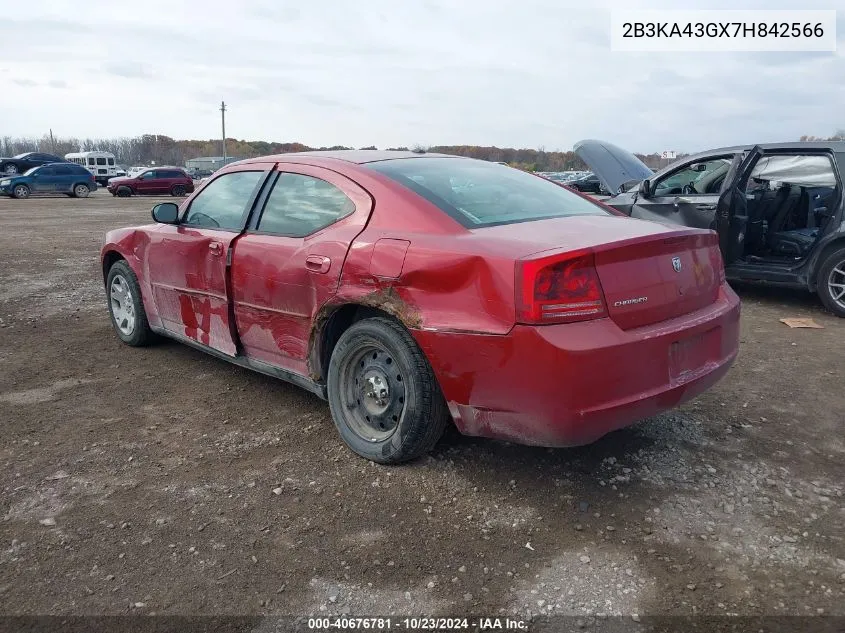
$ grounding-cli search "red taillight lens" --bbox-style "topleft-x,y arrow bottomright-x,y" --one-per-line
516,252 -> 607,324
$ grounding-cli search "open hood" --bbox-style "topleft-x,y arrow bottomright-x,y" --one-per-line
573,139 -> 653,194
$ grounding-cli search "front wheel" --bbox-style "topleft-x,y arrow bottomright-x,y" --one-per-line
73,183 -> 90,198
106,260 -> 153,346
3,163 -> 18,175
12,184 -> 30,199
327,317 -> 449,464
116,186 -> 132,197
817,247 -> 845,318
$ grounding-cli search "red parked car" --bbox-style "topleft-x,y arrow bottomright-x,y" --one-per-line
100,151 -> 740,463
106,167 -> 194,197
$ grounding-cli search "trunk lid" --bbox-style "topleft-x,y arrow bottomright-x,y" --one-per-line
593,231 -> 722,330
573,139 -> 653,195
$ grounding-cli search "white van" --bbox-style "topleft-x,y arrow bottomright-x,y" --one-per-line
65,151 -> 118,185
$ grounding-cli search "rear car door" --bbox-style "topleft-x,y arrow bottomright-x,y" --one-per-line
53,164 -> 75,192
716,146 -> 764,265
230,164 -> 373,375
145,165 -> 273,355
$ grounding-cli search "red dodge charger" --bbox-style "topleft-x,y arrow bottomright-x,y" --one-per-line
101,151 -> 740,463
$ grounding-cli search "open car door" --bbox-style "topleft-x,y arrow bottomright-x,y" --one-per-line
716,145 -> 764,266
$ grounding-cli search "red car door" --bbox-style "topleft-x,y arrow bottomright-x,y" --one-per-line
135,170 -> 157,194
145,166 -> 273,355
230,165 -> 373,376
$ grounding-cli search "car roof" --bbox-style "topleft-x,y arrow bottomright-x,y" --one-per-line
237,150 -> 464,166
683,141 -> 845,162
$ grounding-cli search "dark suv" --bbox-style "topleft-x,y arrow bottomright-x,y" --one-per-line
107,168 -> 194,197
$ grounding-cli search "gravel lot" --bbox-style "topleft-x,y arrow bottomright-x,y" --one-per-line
0,192 -> 843,622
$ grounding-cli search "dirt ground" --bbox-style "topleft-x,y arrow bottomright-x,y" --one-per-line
0,192 -> 843,623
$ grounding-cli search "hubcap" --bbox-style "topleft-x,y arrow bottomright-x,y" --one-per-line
828,261 -> 845,310
110,274 -> 136,336
14,185 -> 28,198
76,185 -> 87,196
5,165 -> 17,174
340,345 -> 406,442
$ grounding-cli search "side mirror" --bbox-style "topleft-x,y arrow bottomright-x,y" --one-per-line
151,202 -> 179,224
638,179 -> 651,198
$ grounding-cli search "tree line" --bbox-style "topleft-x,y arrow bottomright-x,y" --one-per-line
2,130 -> 841,172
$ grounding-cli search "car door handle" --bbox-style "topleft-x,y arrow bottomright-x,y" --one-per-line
305,255 -> 331,274
695,204 -> 717,211
208,242 -> 223,256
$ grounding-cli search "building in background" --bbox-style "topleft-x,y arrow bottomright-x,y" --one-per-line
184,156 -> 240,172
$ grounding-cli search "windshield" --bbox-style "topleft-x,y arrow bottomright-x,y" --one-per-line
23,166 -> 41,176
368,158 -> 608,228
13,153 -> 31,159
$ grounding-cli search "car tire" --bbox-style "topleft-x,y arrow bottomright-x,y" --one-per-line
117,186 -> 132,197
106,260 -> 153,346
817,246 -> 845,318
12,184 -> 30,199
3,163 -> 18,175
171,185 -> 186,196
327,317 -> 449,464
73,183 -> 90,198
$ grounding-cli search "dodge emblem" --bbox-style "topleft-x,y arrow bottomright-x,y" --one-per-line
672,256 -> 682,273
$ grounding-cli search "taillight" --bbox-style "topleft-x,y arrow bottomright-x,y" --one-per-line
516,251 -> 607,324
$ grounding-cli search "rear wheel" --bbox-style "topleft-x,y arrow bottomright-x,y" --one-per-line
327,317 -> 449,464
12,184 -> 30,199
171,184 -> 186,196
117,186 -> 132,197
817,247 -> 845,317
73,183 -> 90,198
106,260 -> 153,346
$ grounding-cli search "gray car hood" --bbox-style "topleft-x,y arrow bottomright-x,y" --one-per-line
573,139 -> 654,195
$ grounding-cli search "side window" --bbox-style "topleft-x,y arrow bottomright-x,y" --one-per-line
654,158 -> 733,196
183,171 -> 263,230
108,158 -> 115,165
54,165 -> 72,175
88,158 -> 96,165
39,167 -> 55,176
257,173 -> 356,236
96,158 -> 107,165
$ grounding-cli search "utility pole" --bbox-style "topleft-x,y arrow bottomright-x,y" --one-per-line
49,129 -> 56,153
220,101 -> 227,164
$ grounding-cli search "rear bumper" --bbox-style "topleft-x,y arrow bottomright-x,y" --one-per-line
413,284 -> 740,447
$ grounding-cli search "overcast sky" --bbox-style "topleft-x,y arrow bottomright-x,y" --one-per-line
1,0 -> 842,153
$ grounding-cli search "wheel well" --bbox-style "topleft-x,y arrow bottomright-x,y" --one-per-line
314,304 -> 397,382
102,251 -> 125,284
810,239 -> 845,291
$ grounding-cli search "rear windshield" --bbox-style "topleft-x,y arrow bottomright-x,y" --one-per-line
368,158 -> 607,228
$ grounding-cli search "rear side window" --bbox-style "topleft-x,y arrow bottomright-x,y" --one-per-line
257,173 -> 356,236
183,171 -> 264,230
54,165 -> 72,175
108,158 -> 115,165
368,158 -> 607,228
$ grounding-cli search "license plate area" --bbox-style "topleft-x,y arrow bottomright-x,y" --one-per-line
669,328 -> 719,384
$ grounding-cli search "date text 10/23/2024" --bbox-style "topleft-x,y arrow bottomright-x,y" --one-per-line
307,617 -> 529,631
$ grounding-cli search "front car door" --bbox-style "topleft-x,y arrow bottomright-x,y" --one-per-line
716,146 -> 764,266
633,155 -> 737,229
30,166 -> 56,193
145,165 -> 274,355
135,171 -> 157,194
230,164 -> 373,375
